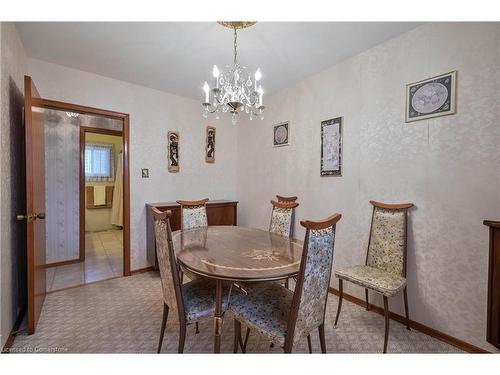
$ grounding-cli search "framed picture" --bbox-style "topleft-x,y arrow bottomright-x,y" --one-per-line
273,121 -> 289,147
141,168 -> 149,178
205,126 -> 216,163
167,131 -> 179,173
406,71 -> 457,122
321,117 -> 342,177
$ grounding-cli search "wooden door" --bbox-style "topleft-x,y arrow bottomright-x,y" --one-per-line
23,76 -> 46,334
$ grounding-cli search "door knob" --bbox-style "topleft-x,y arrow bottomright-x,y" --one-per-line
16,214 -> 28,221
16,213 -> 45,221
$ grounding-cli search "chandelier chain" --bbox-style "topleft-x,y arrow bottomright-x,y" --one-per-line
233,28 -> 238,65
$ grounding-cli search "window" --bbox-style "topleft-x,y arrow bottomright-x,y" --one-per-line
85,143 -> 115,182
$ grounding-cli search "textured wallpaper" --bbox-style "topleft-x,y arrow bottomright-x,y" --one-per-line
236,23 -> 500,352
0,22 -> 27,348
44,110 -> 80,263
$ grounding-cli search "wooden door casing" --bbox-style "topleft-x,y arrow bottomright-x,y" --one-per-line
24,75 -> 47,334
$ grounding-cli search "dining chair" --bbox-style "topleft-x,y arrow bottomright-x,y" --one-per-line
176,199 -> 209,275
176,198 -> 211,333
236,198 -> 301,347
333,200 -> 413,353
230,212 -> 342,353
176,198 -> 209,230
152,207 -> 230,353
269,198 -> 299,291
269,200 -> 299,238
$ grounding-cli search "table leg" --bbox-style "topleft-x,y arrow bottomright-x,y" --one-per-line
213,279 -> 223,353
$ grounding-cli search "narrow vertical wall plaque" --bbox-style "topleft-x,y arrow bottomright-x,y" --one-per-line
321,117 -> 342,176
205,126 -> 216,163
168,131 -> 179,172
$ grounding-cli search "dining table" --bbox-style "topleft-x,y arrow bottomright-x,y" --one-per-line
173,225 -> 304,353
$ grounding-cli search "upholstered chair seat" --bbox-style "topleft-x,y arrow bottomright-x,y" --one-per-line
231,213 -> 342,353
229,282 -> 293,346
182,279 -> 230,323
334,265 -> 406,297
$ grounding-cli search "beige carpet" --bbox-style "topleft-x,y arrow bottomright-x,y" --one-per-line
10,272 -> 462,353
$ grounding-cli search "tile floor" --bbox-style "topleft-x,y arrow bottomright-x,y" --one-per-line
46,229 -> 123,292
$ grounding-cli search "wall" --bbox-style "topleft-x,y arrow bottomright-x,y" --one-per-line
0,22 -> 27,348
84,132 -> 123,232
28,58 -> 238,270
236,23 -> 500,352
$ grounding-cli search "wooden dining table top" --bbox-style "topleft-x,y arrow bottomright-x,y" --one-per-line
173,226 -> 303,282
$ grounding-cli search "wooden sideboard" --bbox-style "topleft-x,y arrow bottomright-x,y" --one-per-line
484,220 -> 500,349
146,200 -> 238,268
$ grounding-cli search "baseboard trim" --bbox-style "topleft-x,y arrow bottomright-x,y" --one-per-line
328,287 -> 490,354
1,304 -> 27,354
42,258 -> 82,269
131,266 -> 155,275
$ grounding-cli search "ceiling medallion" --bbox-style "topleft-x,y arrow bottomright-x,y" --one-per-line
217,21 -> 257,30
202,21 -> 264,125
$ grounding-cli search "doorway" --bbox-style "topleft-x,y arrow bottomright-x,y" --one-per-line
37,101 -> 131,293
79,128 -> 124,284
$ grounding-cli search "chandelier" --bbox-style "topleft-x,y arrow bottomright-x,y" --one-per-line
202,21 -> 264,125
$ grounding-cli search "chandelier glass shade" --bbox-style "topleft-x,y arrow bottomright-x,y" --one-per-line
202,22 -> 264,125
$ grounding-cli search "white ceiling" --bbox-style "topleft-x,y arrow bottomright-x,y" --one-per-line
16,22 -> 421,100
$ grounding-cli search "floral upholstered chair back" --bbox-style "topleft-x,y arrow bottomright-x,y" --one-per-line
365,201 -> 411,277
176,199 -> 209,230
289,214 -> 341,342
152,208 -> 182,316
269,200 -> 299,238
